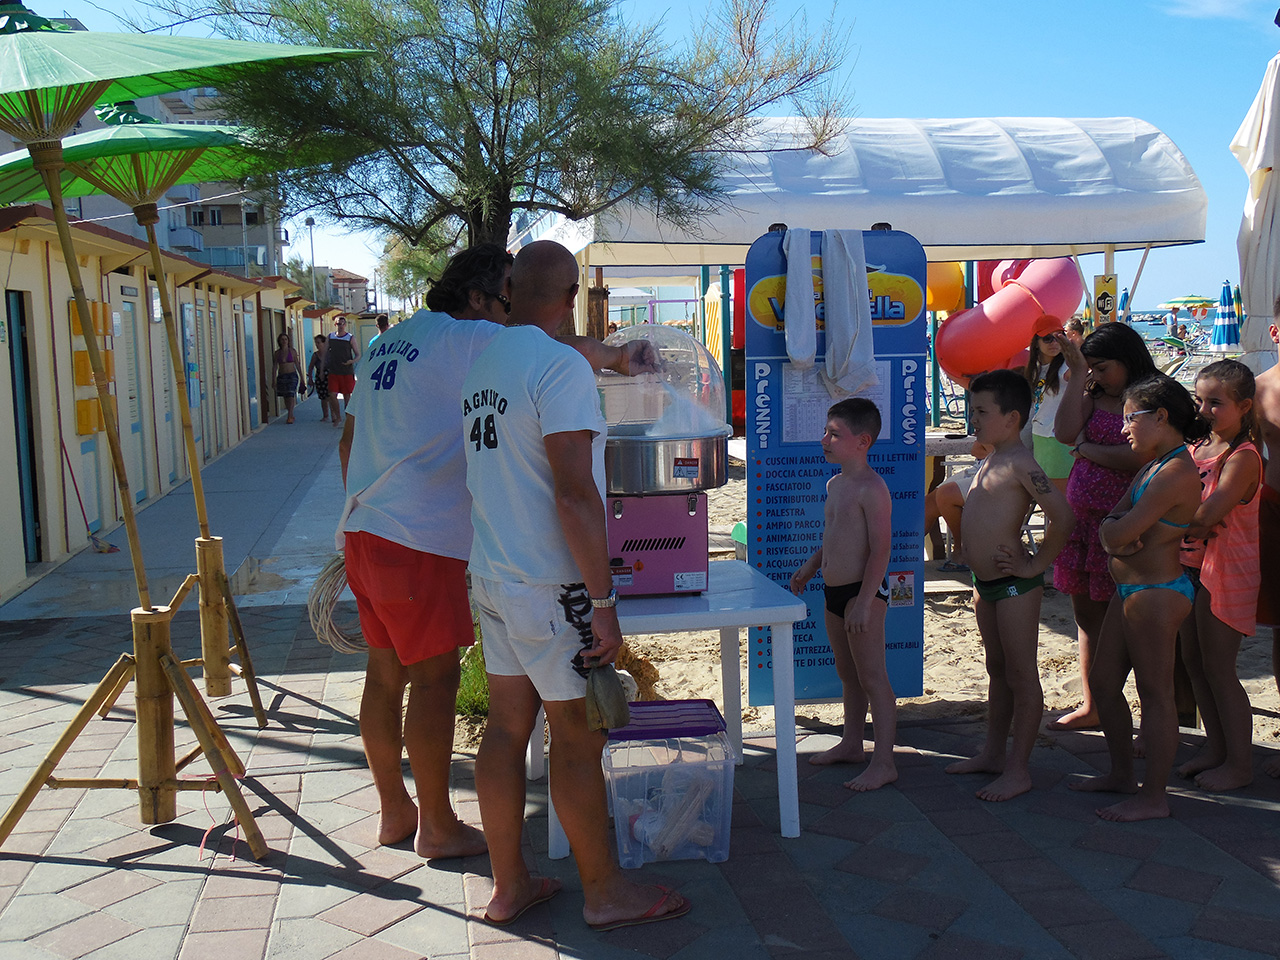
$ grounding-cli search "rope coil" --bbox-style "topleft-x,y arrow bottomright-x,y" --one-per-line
307,553 -> 366,654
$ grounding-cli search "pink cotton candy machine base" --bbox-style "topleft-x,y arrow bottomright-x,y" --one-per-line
607,492 -> 710,596
598,325 -> 731,596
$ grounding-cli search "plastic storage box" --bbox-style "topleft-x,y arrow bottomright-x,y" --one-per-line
603,700 -> 736,868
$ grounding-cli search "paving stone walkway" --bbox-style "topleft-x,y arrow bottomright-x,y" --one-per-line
1,416 -> 1278,959
1,603 -> 1279,959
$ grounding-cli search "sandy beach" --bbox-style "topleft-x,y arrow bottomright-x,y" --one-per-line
620,462 -> 1280,755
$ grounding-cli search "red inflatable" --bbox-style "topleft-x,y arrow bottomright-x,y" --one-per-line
934,258 -> 1084,384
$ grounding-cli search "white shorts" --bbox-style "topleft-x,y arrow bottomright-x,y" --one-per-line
472,576 -> 594,702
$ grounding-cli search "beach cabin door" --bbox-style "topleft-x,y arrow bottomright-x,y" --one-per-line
115,299 -> 148,503
5,291 -> 41,563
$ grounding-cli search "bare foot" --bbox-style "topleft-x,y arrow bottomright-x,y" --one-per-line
976,770 -> 1032,802
1264,753 -> 1280,778
1097,795 -> 1169,822
1046,708 -> 1100,731
377,797 -> 418,846
1175,748 -> 1223,780
1069,773 -> 1139,794
485,876 -> 562,926
946,753 -> 1004,776
584,882 -> 691,931
416,820 -> 488,859
1194,764 -> 1253,792
844,761 -> 897,792
809,739 -> 866,766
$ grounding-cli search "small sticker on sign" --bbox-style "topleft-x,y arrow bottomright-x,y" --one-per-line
888,571 -> 915,607
611,567 -> 634,587
673,571 -> 707,591
672,457 -> 699,479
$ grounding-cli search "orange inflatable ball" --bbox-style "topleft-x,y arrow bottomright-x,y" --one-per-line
926,261 -> 965,312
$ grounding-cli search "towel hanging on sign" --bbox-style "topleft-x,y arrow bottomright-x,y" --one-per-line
818,229 -> 878,399
783,228 -> 817,369
783,229 -> 878,397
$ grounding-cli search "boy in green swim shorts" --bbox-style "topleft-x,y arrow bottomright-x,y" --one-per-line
946,369 -> 1075,802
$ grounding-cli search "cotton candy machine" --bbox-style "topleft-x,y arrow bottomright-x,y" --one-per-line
597,324 -> 731,595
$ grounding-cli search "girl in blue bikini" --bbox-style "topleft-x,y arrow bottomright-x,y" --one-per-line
1071,374 -> 1207,822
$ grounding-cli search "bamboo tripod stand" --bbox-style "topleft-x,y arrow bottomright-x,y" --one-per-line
0,152 -> 268,857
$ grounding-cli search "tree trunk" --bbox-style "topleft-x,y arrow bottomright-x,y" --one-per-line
586,283 -> 608,342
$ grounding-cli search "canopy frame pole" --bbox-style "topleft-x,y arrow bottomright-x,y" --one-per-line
720,264 -> 732,423
1124,244 -> 1153,323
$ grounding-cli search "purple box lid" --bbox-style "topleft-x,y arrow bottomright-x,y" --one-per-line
607,699 -> 727,741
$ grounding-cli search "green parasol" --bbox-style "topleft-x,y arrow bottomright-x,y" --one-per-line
0,0 -> 368,611
0,104 -> 273,556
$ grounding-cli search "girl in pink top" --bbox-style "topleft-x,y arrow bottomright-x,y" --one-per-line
1177,360 -> 1262,792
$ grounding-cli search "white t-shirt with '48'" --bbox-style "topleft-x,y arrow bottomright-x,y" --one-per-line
338,310 -> 502,559
463,325 -> 606,585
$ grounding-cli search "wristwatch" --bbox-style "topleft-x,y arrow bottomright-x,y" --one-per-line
589,588 -> 618,609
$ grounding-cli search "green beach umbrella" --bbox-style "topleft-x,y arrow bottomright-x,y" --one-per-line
0,104 -> 287,551
0,0 -> 369,611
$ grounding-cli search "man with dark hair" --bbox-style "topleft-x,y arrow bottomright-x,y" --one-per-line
337,245 -> 652,859
465,240 -> 691,930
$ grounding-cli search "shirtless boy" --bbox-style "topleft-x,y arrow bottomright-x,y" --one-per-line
1257,308 -> 1280,777
947,370 -> 1074,802
791,398 -> 897,791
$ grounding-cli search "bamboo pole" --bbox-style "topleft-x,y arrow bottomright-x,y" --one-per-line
132,605 -> 177,824
195,536 -> 231,697
30,141 -> 151,610
142,215 -> 210,539
220,570 -> 266,728
160,654 -> 267,859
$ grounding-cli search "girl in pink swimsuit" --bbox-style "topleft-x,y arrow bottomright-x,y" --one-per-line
1176,360 -> 1262,792
1048,324 -> 1158,731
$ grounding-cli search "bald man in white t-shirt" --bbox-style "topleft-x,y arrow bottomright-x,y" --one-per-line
466,241 -> 691,931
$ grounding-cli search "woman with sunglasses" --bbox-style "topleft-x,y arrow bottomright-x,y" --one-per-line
1072,375 -> 1205,821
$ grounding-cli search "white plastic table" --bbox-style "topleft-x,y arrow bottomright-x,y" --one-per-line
529,559 -> 809,857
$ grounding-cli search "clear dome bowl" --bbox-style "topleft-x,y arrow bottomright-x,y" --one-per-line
597,324 -> 730,439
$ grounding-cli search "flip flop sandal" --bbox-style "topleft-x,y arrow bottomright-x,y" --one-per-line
588,886 -> 691,932
938,560 -> 969,573
483,877 -> 560,926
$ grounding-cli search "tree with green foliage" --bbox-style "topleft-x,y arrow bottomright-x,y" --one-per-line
139,0 -> 848,252
379,235 -> 451,309
281,252 -> 329,305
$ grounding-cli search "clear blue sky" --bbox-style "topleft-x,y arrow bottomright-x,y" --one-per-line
51,0 -> 1280,310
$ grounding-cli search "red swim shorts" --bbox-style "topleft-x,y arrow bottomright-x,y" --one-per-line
327,374 -> 356,397
343,531 -> 474,665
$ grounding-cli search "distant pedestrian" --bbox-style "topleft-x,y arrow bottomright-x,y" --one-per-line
325,316 -> 360,422
307,335 -> 331,421
272,332 -> 301,424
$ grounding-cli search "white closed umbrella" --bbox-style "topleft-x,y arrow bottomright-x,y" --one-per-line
1231,51 -> 1280,366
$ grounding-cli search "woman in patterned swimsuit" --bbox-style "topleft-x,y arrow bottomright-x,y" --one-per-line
272,332 -> 301,424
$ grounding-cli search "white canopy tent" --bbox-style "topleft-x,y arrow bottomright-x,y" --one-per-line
512,116 -> 1207,287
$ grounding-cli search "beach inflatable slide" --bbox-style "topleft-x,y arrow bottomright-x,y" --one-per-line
933,258 -> 1084,384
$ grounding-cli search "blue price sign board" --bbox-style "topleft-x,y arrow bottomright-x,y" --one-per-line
745,230 -> 928,705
